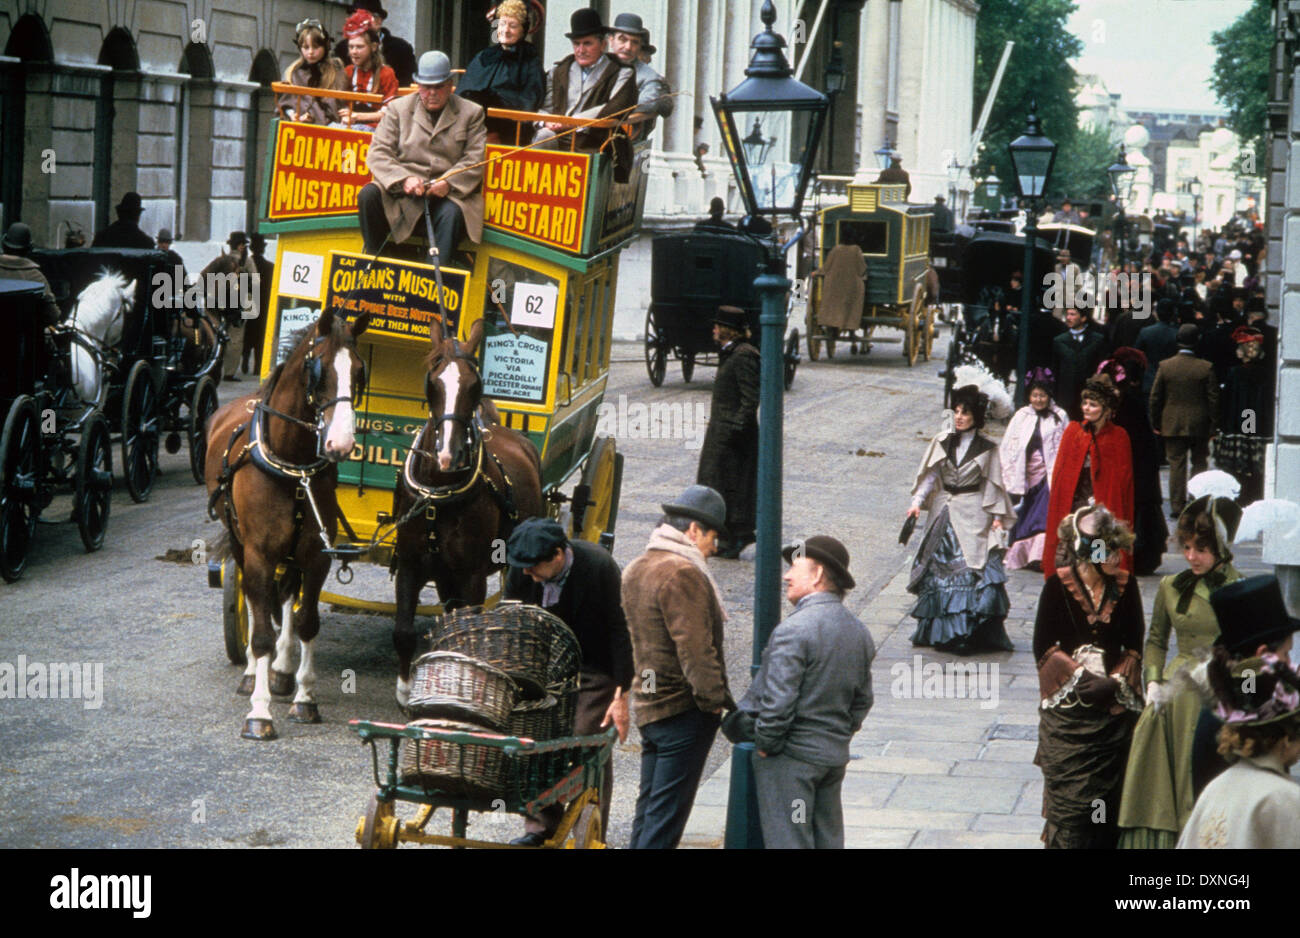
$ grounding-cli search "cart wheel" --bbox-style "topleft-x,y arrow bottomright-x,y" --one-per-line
681,352 -> 695,383
905,285 -> 925,367
74,413 -> 112,553
188,375 -> 219,485
804,299 -> 820,361
121,359 -> 160,502
922,303 -> 936,362
578,436 -> 619,544
0,396 -> 41,583
358,794 -> 399,849
564,801 -> 605,849
222,557 -> 250,665
783,329 -> 799,391
644,308 -> 667,387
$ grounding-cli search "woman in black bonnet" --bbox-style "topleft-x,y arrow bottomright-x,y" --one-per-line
457,0 -> 547,145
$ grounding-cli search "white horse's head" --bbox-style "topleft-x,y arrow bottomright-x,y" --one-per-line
71,270 -> 134,347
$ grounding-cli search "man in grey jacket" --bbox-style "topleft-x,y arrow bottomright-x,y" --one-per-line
742,536 -> 875,848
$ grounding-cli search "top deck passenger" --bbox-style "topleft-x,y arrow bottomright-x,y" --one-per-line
534,9 -> 636,151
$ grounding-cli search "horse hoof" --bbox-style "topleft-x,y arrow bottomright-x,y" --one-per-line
237,674 -> 256,696
269,670 -> 296,697
240,718 -> 278,741
288,702 -> 321,724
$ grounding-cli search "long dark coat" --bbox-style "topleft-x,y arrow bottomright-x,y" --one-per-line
1113,386 -> 1167,575
1050,325 -> 1107,420
697,340 -> 761,539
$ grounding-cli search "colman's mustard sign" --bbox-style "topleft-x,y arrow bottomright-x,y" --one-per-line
483,144 -> 589,254
267,121 -> 372,220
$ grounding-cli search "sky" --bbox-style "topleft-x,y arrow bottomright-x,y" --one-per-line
1067,0 -> 1255,113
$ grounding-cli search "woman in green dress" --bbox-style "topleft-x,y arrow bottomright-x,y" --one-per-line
1116,494 -> 1243,848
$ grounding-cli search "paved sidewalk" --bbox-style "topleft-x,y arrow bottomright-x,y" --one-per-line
681,541 -> 1276,849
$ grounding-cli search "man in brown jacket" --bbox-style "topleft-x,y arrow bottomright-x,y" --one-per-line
358,50 -> 486,262
1150,323 -> 1219,516
622,484 -> 733,849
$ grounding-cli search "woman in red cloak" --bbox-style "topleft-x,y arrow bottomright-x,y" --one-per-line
1042,374 -> 1135,578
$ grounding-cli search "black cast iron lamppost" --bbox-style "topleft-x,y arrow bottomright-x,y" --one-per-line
1189,175 -> 1202,247
1108,144 -> 1135,272
986,176 -> 1001,211
1008,101 -> 1056,408
823,41 -> 845,173
711,0 -> 829,850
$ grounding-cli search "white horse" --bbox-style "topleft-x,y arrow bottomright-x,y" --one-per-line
67,271 -> 135,406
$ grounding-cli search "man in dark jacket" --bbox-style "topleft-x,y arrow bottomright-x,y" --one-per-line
874,157 -> 911,198
743,536 -> 874,849
1197,297 -> 1243,388
930,195 -> 954,233
535,9 -> 636,150
694,197 -> 734,233
1134,298 -> 1180,399
93,191 -> 154,249
504,518 -> 633,846
1150,324 -> 1219,516
697,306 -> 760,558
1049,306 -> 1106,420
244,234 -> 275,375
0,223 -> 62,326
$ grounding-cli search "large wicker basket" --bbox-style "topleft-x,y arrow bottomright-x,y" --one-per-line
408,652 -> 519,730
428,601 -> 581,699
506,694 -> 558,741
399,719 -> 511,798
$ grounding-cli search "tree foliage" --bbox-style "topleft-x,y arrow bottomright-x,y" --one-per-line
971,0 -> 1085,204
1209,0 -> 1271,173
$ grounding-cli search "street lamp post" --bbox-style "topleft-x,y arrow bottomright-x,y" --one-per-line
947,154 -> 961,214
823,41 -> 844,173
1108,144 -> 1136,273
1008,102 -> 1057,409
711,0 -> 829,850
986,176 -> 1001,212
1189,175 -> 1202,248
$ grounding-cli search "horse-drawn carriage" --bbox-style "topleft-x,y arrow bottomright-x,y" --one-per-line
644,227 -> 799,388
803,182 -> 938,364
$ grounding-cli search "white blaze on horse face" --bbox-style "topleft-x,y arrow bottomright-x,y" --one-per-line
436,363 -> 461,471
324,348 -> 356,458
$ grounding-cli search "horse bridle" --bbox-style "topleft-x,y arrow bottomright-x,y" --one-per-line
420,343 -> 480,472
258,334 -> 365,462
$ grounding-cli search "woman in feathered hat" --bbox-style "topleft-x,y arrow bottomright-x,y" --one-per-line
904,379 -> 1015,654
1033,505 -> 1145,849
1040,373 -> 1135,579
1116,495 -> 1243,848
1214,325 -> 1273,505
999,367 -> 1069,571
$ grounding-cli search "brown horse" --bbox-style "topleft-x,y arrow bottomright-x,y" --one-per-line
392,317 -> 543,707
205,307 -> 371,740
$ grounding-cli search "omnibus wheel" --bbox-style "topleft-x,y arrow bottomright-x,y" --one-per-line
922,303 -> 937,362
0,396 -> 41,582
121,359 -> 160,502
644,308 -> 666,387
804,297 -> 820,361
75,413 -> 112,552
222,557 -> 249,665
188,375 -> 219,484
578,436 -> 619,544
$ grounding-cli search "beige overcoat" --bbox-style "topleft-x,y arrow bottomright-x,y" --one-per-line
814,243 -> 866,331
366,92 -> 487,245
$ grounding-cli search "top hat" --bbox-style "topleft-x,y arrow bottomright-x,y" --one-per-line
1176,323 -> 1200,348
712,305 -> 748,331
351,0 -> 387,18
2,222 -> 33,253
505,518 -> 569,567
661,485 -> 726,534
343,10 -> 377,39
156,228 -> 174,244
116,191 -> 144,216
566,8 -> 608,39
610,13 -> 650,39
227,230 -> 249,247
1209,652 -> 1300,726
1211,575 -> 1300,656
782,535 -> 855,590
414,50 -> 453,85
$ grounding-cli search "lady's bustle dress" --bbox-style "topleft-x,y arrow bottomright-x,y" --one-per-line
1000,403 -> 1069,570
1033,567 -> 1145,848
907,427 -> 1014,654
1116,562 -> 1241,848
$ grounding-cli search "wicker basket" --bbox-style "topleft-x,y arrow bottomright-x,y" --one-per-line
408,651 -> 519,729
506,694 -> 558,740
550,682 -> 579,738
399,719 -> 511,798
428,601 -> 582,698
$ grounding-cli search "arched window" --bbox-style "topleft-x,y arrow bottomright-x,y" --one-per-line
98,26 -> 140,71
180,41 -> 215,79
3,13 -> 54,62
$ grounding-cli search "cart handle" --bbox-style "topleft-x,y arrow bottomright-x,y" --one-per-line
349,719 -> 616,754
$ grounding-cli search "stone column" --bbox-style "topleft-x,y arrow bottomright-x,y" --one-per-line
26,64 -> 104,246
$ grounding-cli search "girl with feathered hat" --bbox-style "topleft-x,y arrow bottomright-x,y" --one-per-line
999,367 -> 1069,572
904,374 -> 1015,655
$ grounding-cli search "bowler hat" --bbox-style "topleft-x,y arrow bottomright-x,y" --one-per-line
414,50 -> 453,85
227,230 -> 249,247
610,13 -> 649,39
782,535 -> 855,590
661,485 -> 726,534
644,42 -> 657,56
2,222 -> 33,253
1176,323 -> 1199,348
566,8 -> 607,39
505,518 -> 569,567
156,228 -> 174,244
116,191 -> 144,216
1211,575 -> 1300,656
713,305 -> 749,331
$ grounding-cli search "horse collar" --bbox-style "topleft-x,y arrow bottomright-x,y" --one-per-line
249,401 -> 331,482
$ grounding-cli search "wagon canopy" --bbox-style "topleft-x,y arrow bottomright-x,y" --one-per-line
1036,223 -> 1095,272
960,231 -> 1057,307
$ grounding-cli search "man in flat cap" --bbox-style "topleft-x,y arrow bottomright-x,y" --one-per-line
93,191 -> 154,249
360,50 -> 486,263
740,536 -> 874,849
535,9 -> 636,150
608,13 -> 672,141
622,484 -> 734,848
503,517 -> 633,847
0,223 -> 62,326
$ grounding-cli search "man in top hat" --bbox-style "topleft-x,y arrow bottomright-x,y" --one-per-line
502,517 -> 633,847
1049,304 -> 1106,420
696,306 -> 761,559
203,231 -> 259,381
738,536 -> 874,849
1149,324 -> 1218,517
93,191 -> 154,249
930,194 -> 954,233
0,223 -> 62,326
333,0 -> 417,88
608,13 -> 672,141
359,50 -> 486,263
535,9 -> 636,150
622,484 -> 734,849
